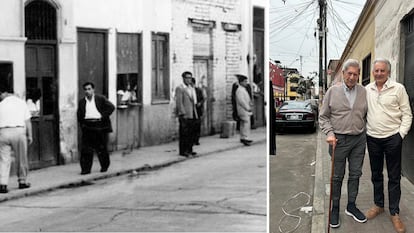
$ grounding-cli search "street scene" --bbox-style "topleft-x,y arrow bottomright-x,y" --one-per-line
0,127 -> 266,231
271,0 -> 414,233
0,138 -> 266,232
0,0 -> 268,232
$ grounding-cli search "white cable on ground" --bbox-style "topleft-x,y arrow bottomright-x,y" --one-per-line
278,191 -> 312,233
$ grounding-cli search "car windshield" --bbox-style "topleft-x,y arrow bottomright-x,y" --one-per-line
280,101 -> 311,110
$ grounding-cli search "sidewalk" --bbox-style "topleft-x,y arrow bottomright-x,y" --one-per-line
0,127 -> 265,203
312,130 -> 414,233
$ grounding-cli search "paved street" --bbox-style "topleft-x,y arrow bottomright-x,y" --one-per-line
313,130 -> 414,233
0,142 -> 266,232
270,130 -> 317,233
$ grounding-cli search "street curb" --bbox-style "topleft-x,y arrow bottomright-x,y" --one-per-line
0,138 -> 266,203
311,130 -> 326,233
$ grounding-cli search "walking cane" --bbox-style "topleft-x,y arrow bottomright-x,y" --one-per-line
327,143 -> 336,233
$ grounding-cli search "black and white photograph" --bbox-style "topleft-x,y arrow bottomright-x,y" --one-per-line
0,0 -> 267,231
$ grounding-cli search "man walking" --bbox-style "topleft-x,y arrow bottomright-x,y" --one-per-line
365,58 -> 412,233
319,59 -> 368,228
235,74 -> 253,146
77,82 -> 115,175
175,71 -> 198,157
0,85 -> 32,193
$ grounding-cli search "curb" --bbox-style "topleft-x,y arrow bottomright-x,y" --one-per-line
0,138 -> 266,203
311,130 -> 326,233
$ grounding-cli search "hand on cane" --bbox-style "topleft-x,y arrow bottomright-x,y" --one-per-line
326,135 -> 338,147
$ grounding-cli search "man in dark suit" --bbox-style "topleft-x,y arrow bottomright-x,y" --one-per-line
191,77 -> 205,145
77,82 -> 115,175
175,71 -> 198,157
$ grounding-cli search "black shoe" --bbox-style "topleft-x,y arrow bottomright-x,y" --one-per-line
345,203 -> 367,223
0,185 -> 8,193
100,168 -> 108,173
240,139 -> 251,146
190,152 -> 197,156
80,171 -> 91,175
179,153 -> 190,157
330,208 -> 340,228
194,142 -> 200,145
18,183 -> 31,189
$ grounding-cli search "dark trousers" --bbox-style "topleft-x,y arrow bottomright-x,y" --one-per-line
80,122 -> 110,173
179,118 -> 196,155
194,119 -> 201,144
329,133 -> 366,208
367,133 -> 402,215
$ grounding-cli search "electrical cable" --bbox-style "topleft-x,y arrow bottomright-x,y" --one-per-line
277,191 -> 312,233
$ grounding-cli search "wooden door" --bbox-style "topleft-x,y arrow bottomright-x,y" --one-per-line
77,29 -> 107,99
77,29 -> 108,150
193,59 -> 212,135
25,44 -> 59,168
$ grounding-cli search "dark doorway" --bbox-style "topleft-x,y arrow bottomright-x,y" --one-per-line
77,28 -> 108,151
403,13 -> 414,184
25,0 -> 59,169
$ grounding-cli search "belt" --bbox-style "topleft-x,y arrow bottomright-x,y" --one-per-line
84,119 -> 102,122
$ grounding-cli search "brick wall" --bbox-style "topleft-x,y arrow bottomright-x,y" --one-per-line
172,0 -> 243,134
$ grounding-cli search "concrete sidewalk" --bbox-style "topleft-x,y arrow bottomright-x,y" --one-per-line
0,127 -> 265,203
312,130 -> 414,233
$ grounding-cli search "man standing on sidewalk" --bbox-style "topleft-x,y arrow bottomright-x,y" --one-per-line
175,71 -> 198,157
365,58 -> 412,233
0,84 -> 32,193
77,82 -> 115,175
235,74 -> 253,146
319,59 -> 368,228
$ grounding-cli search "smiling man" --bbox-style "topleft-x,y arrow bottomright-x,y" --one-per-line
319,59 -> 368,228
365,58 -> 412,233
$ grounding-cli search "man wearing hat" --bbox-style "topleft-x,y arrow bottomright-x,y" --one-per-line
235,74 -> 253,146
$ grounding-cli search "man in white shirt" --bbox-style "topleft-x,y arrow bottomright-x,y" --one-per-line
365,58 -> 412,233
0,85 -> 33,193
77,82 -> 115,175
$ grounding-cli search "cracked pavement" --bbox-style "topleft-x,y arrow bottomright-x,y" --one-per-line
0,142 -> 266,232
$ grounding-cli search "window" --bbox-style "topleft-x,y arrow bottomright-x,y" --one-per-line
117,33 -> 141,107
362,54 -> 371,86
152,33 -> 170,102
0,63 -> 13,93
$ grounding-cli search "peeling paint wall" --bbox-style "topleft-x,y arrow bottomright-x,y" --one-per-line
375,0 -> 414,81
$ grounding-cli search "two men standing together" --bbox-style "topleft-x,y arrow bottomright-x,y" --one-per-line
320,58 -> 412,233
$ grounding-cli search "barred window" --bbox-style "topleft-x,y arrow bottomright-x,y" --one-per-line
25,1 -> 57,41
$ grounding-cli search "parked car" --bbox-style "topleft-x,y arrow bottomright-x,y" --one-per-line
275,100 -> 317,132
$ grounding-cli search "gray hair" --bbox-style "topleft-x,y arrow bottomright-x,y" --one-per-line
342,59 -> 360,72
372,58 -> 391,73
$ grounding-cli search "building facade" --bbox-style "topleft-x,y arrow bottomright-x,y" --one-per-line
0,0 -> 267,170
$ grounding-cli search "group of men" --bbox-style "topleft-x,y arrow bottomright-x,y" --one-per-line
175,71 -> 254,156
320,58 -> 412,233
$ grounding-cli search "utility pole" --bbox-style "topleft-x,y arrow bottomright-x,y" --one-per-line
318,0 -> 326,99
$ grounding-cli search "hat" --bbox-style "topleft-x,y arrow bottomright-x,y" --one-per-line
235,74 -> 248,82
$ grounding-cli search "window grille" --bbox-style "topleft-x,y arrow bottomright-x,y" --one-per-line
25,1 -> 57,41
